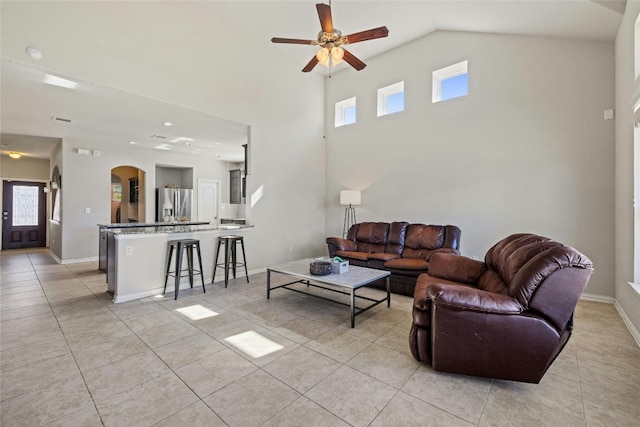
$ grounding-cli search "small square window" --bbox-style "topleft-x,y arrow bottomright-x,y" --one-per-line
335,97 -> 356,127
432,60 -> 468,103
377,81 -> 404,117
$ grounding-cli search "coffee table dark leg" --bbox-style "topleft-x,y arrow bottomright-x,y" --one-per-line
386,277 -> 390,307
350,289 -> 356,328
267,269 -> 271,299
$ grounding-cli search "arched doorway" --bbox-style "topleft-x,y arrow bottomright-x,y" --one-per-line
111,166 -> 145,223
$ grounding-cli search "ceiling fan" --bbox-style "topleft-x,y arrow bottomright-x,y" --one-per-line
271,2 -> 389,72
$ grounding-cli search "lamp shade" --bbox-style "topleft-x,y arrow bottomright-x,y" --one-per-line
340,190 -> 361,206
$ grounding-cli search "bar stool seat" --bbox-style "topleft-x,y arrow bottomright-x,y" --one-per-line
213,235 -> 249,287
164,238 -> 205,300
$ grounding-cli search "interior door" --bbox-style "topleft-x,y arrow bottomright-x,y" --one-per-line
2,180 -> 47,249
197,179 -> 219,225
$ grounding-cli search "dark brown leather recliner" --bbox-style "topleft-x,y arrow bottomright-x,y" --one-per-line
326,222 -> 461,296
409,233 -> 594,383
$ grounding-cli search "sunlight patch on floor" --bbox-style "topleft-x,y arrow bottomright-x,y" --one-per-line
224,330 -> 283,358
175,304 -> 220,320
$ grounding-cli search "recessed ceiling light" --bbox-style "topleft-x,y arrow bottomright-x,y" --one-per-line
154,144 -> 171,150
170,137 -> 194,143
9,152 -> 22,159
129,141 -> 136,145
26,47 -> 42,59
162,122 -> 173,127
44,74 -> 78,89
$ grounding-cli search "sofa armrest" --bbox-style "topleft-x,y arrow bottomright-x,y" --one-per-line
428,253 -> 486,285
427,283 -> 522,315
326,237 -> 357,256
426,248 -> 460,261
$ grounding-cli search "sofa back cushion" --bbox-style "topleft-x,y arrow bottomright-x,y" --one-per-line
354,222 -> 390,254
402,224 -> 450,258
385,222 -> 409,255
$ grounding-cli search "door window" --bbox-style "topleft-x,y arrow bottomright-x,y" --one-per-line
12,185 -> 39,226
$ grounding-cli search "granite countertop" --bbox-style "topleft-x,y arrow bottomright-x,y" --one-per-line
106,224 -> 254,235
98,221 -> 210,228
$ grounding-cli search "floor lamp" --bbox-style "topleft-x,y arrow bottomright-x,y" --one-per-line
340,190 -> 361,237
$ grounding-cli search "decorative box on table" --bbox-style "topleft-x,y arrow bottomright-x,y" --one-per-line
331,259 -> 349,274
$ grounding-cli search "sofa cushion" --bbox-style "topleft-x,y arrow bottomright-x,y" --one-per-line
335,250 -> 369,261
355,222 -> 390,254
385,222 -> 409,255
385,258 -> 428,271
403,225 -> 445,258
367,252 -> 401,262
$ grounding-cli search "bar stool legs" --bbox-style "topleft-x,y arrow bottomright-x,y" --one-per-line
164,239 -> 205,300
213,235 -> 249,288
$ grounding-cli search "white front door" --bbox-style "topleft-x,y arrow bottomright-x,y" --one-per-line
197,179 -> 220,225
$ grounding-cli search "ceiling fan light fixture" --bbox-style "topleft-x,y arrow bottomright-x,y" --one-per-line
316,47 -> 330,66
331,46 -> 344,65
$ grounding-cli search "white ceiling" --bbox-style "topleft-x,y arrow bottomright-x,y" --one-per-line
1,60 -> 249,161
0,1 -> 625,160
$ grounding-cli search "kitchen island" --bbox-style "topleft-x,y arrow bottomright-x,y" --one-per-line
98,221 -> 211,272
102,223 -> 253,303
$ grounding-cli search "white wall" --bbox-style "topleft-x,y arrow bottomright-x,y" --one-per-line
614,2 -> 640,336
58,139 -> 231,261
325,30 -> 615,297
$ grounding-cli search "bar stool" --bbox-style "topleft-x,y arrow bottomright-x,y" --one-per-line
213,235 -> 249,287
164,238 -> 205,300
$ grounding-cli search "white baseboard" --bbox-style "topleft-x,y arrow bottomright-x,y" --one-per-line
579,293 -> 640,348
61,256 -> 99,265
48,249 -> 62,264
580,292 -> 615,304
614,300 -> 640,348
47,250 -> 99,265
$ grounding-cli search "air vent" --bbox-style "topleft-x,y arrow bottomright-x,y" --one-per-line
52,116 -> 72,123
151,134 -> 167,140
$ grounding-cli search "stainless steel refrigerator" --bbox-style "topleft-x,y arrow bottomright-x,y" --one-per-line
155,188 -> 193,222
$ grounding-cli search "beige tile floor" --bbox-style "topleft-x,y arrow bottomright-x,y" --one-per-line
1,248 -> 639,426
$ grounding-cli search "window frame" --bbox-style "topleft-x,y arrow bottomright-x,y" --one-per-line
377,81 -> 405,117
432,60 -> 469,103
335,97 -> 357,127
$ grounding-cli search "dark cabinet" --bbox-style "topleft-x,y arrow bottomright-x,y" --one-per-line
129,177 -> 139,203
230,169 -> 242,204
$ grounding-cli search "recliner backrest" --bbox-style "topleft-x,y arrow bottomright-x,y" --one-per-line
483,234 -> 593,314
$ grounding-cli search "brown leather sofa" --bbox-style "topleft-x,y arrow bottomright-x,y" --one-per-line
326,222 -> 462,296
409,233 -> 593,383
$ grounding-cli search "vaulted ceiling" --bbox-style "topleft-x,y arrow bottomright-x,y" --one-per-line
0,1 -> 625,159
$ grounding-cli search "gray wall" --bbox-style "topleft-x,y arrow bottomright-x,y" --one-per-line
324,31 -> 615,297
0,155 -> 50,180
614,3 -> 640,337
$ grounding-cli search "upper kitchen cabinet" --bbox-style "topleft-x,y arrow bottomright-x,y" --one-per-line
230,169 -> 245,204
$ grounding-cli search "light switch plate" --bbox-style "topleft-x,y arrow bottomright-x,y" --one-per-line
85,207 -> 91,214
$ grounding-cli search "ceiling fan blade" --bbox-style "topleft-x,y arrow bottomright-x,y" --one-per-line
271,37 -> 315,45
342,49 -> 366,71
344,26 -> 389,44
302,56 -> 319,73
316,3 -> 334,33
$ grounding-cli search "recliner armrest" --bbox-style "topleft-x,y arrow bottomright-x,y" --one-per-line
428,253 -> 486,285
326,237 -> 357,256
427,283 -> 522,314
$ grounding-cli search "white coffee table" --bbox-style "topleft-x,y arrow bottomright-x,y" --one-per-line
267,259 -> 391,327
